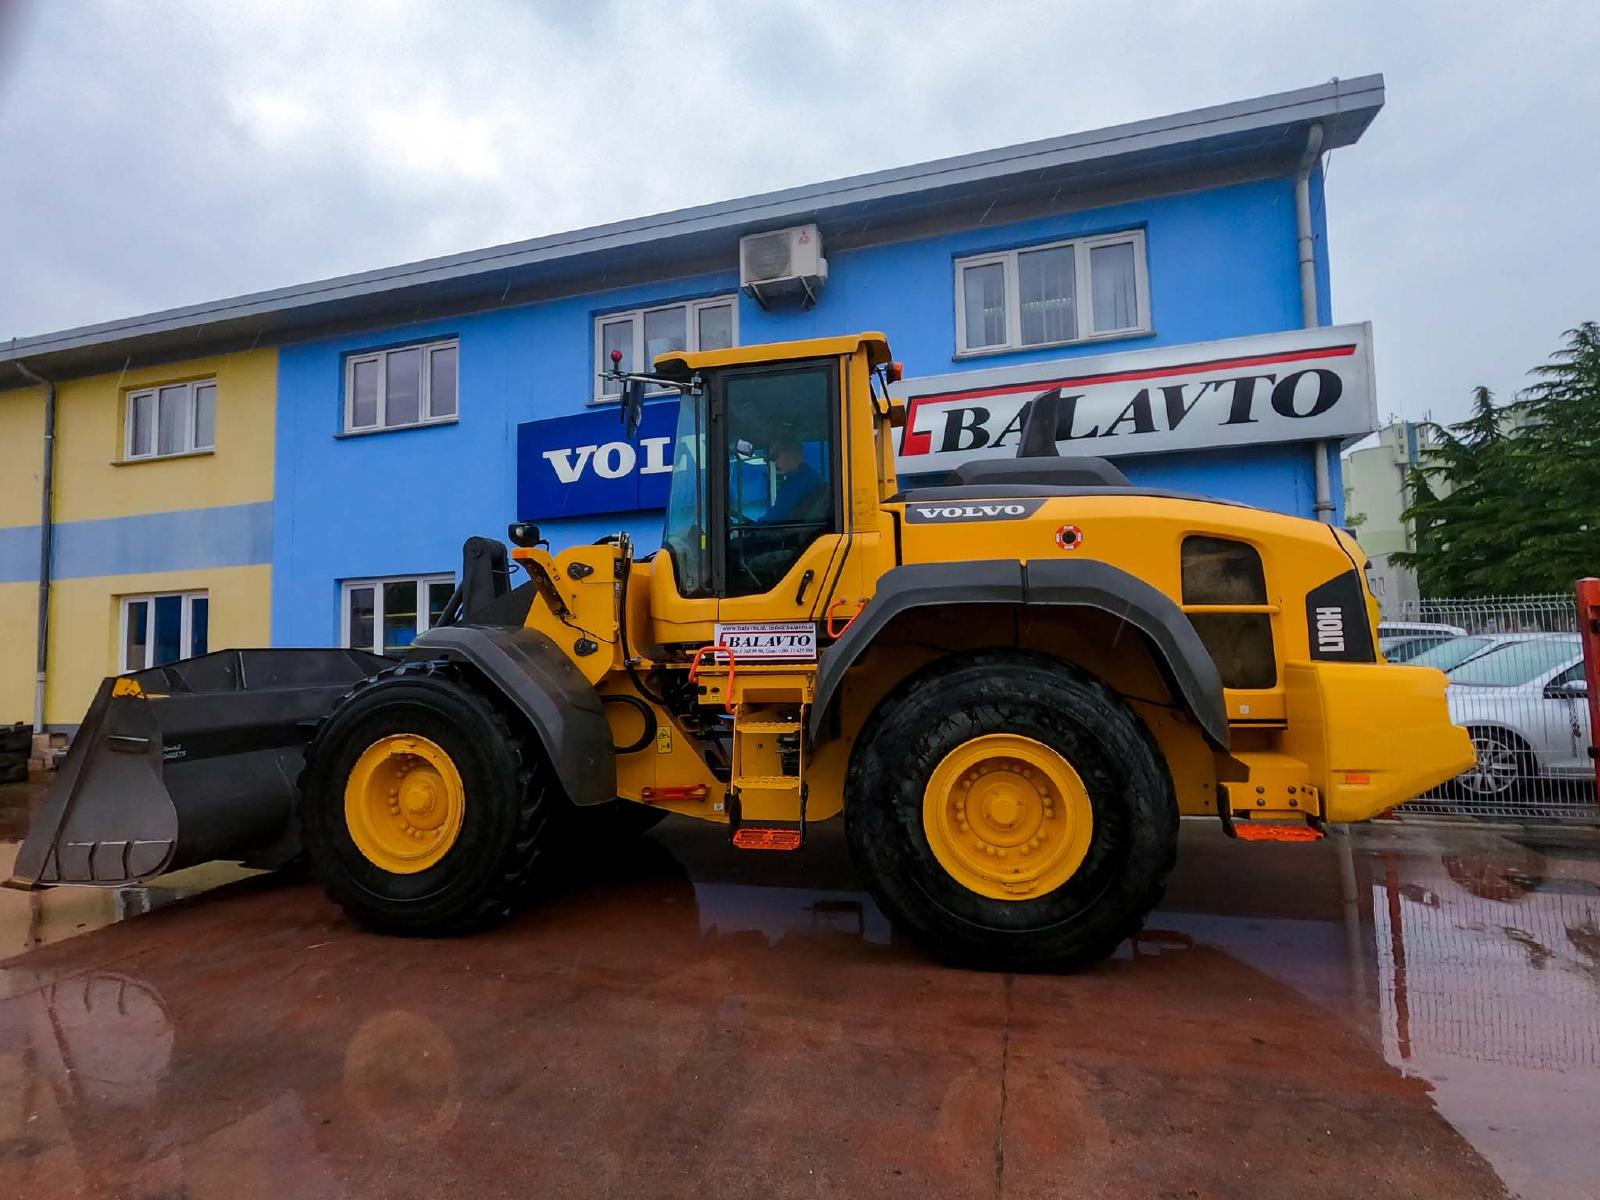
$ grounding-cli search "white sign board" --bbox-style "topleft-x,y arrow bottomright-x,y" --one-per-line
893,323 -> 1376,476
713,622 -> 818,661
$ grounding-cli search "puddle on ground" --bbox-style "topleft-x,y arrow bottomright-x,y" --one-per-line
692,881 -> 896,946
1367,839 -> 1600,1200
0,782 -> 259,961
4,777 -> 1600,1198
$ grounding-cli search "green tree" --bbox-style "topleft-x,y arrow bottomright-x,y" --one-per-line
1393,387 -> 1530,596
1505,322 -> 1600,587
1393,324 -> 1600,596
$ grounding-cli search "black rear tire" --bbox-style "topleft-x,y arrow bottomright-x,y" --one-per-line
299,661 -> 554,936
845,650 -> 1177,972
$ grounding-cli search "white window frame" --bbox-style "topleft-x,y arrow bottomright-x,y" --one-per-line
119,591 -> 208,672
592,296 -> 739,403
340,573 -> 455,655
124,379 -> 217,460
343,338 -> 459,434
954,230 -> 1151,357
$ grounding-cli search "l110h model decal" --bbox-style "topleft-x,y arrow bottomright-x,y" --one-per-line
894,324 -> 1376,476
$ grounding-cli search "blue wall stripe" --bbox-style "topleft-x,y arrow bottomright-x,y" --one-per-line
0,524 -> 43,584
0,502 -> 274,583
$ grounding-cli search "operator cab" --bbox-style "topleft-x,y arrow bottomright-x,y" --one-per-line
611,333 -> 894,645
661,359 -> 839,598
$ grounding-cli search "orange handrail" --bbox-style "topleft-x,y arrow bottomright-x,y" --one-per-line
826,598 -> 865,639
688,643 -> 737,713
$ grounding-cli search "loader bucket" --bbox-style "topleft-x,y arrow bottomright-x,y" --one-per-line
7,648 -> 391,890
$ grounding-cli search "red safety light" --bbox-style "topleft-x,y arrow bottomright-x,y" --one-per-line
610,348 -> 623,366
1234,824 -> 1324,843
732,827 -> 803,851
640,785 -> 710,803
886,361 -> 904,383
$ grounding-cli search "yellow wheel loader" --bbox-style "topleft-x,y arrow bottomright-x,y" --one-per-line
8,333 -> 1476,970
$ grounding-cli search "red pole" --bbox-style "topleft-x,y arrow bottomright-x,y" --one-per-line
1577,578 -> 1600,794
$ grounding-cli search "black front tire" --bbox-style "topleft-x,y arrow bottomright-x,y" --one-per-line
299,661 -> 554,936
845,650 -> 1177,972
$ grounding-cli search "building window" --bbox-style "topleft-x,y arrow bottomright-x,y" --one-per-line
121,592 -> 209,671
345,339 -> 458,433
594,296 -> 738,402
342,574 -> 455,657
125,380 -> 216,459
954,231 -> 1149,355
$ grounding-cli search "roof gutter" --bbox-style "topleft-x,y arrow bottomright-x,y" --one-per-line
1295,120 -> 1336,524
14,358 -> 55,732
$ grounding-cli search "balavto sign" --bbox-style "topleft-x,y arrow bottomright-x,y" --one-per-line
515,324 -> 1376,520
893,323 -> 1376,476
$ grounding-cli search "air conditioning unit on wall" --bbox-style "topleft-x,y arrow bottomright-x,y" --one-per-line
739,224 -> 828,309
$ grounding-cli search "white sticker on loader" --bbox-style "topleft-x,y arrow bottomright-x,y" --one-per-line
713,622 -> 818,660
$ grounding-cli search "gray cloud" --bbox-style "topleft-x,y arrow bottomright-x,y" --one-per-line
1,0 -> 1595,422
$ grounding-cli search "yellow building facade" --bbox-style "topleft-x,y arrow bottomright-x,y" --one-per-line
0,349 -> 276,728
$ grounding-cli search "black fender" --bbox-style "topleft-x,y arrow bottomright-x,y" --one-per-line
409,624 -> 616,806
809,559 -> 1229,749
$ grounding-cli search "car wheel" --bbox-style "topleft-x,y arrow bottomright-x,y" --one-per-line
1456,728 -> 1533,802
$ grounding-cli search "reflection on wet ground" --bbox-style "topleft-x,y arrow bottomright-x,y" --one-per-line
1,777 -> 1597,1198
0,784 -> 259,963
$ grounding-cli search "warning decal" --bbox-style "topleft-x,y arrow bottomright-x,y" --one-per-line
1055,524 -> 1084,552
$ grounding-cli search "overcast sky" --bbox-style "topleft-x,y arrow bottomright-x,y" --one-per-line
1,0 -> 1595,425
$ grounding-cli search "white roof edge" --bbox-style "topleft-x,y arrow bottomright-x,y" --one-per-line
3,74 -> 1383,365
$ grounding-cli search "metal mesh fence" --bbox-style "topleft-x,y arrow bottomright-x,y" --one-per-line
1372,853 -> 1600,1072
1381,595 -> 1596,823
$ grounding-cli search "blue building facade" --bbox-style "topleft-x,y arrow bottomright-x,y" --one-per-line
0,77 -> 1390,674
272,169 -> 1349,647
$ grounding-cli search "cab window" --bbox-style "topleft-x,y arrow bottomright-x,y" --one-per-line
720,364 -> 836,597
661,391 -> 711,597
1181,535 -> 1276,689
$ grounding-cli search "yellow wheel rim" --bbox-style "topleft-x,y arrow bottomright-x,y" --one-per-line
922,733 -> 1093,901
344,734 -> 465,874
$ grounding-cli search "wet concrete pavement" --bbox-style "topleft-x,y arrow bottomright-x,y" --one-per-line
2,780 -> 1597,1199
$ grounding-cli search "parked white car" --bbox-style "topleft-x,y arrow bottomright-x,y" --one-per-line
1445,634 -> 1594,800
1405,632 -> 1545,673
1379,621 -> 1468,661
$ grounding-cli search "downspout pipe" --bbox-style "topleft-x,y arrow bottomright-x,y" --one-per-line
15,359 -> 56,732
1295,121 -> 1336,524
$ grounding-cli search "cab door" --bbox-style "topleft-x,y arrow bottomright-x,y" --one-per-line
712,359 -> 845,629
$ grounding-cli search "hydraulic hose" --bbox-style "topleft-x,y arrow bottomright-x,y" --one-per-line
600,693 -> 656,754
616,533 -> 672,708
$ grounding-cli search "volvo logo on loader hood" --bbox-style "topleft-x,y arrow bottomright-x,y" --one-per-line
904,500 -> 1044,524
893,324 -> 1376,476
